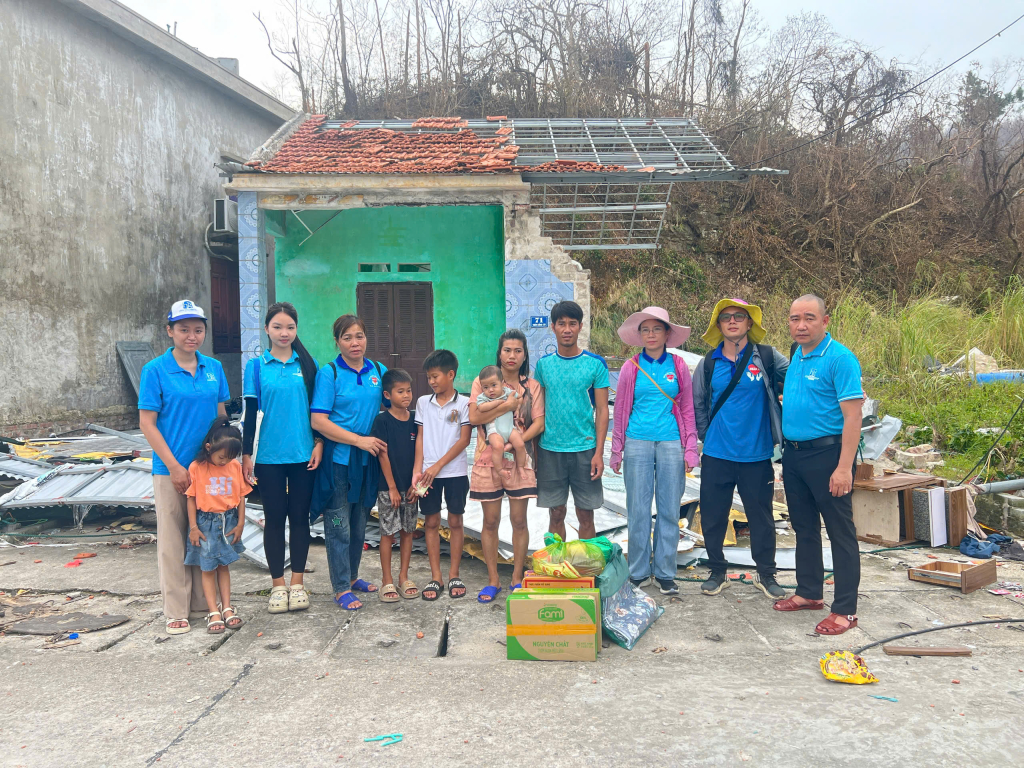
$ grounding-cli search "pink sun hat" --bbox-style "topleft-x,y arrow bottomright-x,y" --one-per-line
617,306 -> 691,348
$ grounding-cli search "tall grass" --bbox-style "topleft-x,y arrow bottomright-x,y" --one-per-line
592,280 -> 1024,377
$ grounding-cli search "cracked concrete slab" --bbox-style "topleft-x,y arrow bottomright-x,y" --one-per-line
2,538 -> 1024,765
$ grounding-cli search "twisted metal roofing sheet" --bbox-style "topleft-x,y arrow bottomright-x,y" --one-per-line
0,462 -> 155,509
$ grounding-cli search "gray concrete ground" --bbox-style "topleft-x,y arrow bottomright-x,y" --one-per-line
2,535 -> 1024,767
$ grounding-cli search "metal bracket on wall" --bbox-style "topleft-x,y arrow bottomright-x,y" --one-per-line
289,209 -> 344,246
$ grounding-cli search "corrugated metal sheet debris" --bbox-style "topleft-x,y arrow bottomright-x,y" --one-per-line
0,461 -> 155,510
0,454 -> 53,481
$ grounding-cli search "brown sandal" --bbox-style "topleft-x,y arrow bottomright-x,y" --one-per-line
815,613 -> 858,635
772,596 -> 825,612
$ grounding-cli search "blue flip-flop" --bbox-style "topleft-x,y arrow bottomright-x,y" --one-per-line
477,585 -> 502,603
509,583 -> 522,593
352,579 -> 378,593
335,592 -> 362,611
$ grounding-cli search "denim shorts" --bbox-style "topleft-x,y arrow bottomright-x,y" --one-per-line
184,509 -> 245,571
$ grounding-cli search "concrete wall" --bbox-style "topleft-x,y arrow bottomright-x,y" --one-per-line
505,208 -> 592,356
0,0 -> 289,433
272,206 -> 506,392
228,175 -> 595,394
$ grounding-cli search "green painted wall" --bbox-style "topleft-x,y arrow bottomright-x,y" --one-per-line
273,205 -> 505,391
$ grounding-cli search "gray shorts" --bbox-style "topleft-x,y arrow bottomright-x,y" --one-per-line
536,446 -> 604,510
376,490 -> 419,536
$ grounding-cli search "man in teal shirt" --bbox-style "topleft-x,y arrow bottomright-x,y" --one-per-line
773,294 -> 864,636
534,300 -> 610,540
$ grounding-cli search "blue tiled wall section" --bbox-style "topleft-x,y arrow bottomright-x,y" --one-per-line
237,191 -> 265,373
505,259 -> 574,371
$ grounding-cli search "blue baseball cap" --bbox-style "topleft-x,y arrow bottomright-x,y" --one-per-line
168,299 -> 207,323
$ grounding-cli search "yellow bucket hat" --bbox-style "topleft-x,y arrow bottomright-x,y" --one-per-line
701,298 -> 766,347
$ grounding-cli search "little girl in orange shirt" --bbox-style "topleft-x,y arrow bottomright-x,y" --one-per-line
185,418 -> 252,634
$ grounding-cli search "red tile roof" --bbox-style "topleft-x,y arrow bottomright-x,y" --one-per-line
246,115 -> 522,174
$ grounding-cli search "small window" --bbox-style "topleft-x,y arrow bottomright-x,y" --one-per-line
358,263 -> 391,273
398,263 -> 431,273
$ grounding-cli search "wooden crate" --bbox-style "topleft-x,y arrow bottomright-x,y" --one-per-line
852,473 -> 946,547
907,560 -> 997,594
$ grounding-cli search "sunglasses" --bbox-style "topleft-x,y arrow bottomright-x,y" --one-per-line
718,312 -> 750,323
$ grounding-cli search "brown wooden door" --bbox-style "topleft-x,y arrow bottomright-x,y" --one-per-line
210,258 -> 241,353
358,282 -> 434,400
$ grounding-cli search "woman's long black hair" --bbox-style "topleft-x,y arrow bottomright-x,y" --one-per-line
494,329 -> 536,461
496,329 -> 530,380
265,302 -> 317,402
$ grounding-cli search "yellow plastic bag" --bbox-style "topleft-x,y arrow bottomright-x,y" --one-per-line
819,651 -> 879,684
532,559 -> 582,578
531,533 -> 606,577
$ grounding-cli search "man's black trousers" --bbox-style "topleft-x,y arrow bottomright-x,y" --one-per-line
699,455 -> 777,577
781,443 -> 860,615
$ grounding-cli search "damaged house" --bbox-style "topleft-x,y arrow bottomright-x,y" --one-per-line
222,116 -> 782,394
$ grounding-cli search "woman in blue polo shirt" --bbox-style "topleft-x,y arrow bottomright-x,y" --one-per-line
609,307 -> 700,595
139,300 -> 231,635
242,302 -> 322,615
310,314 -> 387,611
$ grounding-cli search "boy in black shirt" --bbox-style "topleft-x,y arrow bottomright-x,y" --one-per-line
372,369 -> 420,601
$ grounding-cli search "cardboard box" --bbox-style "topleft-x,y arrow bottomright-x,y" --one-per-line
521,571 -> 596,591
517,588 -> 602,639
506,592 -> 599,662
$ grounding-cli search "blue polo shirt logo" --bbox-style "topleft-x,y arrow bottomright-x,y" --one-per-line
370,375 -> 380,386
137,350 -> 231,476
664,372 -> 676,383
746,364 -> 763,382
781,333 -> 864,442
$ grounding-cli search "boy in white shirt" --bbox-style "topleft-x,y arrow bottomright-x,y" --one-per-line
412,350 -> 471,601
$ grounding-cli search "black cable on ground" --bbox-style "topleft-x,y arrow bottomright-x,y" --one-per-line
854,618 -> 1024,654
955,393 -> 1024,485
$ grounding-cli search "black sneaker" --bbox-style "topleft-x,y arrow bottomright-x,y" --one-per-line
701,572 -> 730,595
630,577 -> 652,589
657,579 -> 679,595
753,573 -> 786,600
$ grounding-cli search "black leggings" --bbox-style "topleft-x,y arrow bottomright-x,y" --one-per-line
254,462 -> 314,579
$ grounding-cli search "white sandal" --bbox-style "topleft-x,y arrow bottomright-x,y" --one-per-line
221,605 -> 244,629
165,618 -> 190,635
206,611 -> 225,634
268,585 -> 289,614
288,585 -> 310,611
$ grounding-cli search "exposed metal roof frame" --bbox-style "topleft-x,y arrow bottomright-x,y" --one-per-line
278,117 -> 785,250
316,117 -> 786,182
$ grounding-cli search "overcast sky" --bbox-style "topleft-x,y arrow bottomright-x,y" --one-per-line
119,0 -> 1023,102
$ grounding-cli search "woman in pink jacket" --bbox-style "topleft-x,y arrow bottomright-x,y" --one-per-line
610,307 -> 699,595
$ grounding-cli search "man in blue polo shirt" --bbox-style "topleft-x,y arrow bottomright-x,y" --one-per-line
692,298 -> 788,600
773,294 -> 864,636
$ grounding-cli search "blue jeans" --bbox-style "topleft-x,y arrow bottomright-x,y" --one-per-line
324,463 -> 369,595
623,438 -> 685,582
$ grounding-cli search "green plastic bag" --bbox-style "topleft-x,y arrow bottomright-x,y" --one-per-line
532,533 -> 607,577
595,547 -> 628,600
